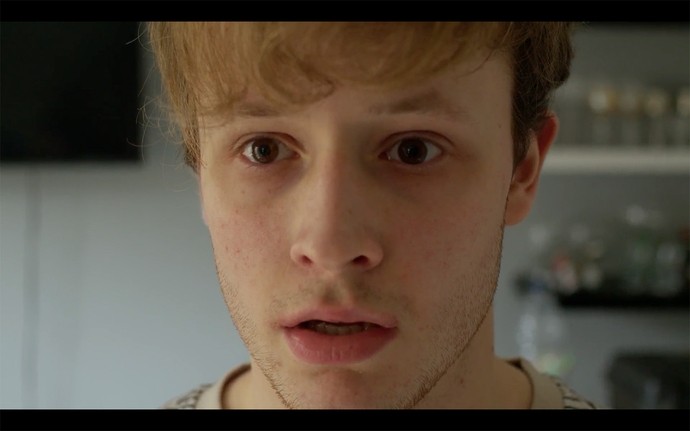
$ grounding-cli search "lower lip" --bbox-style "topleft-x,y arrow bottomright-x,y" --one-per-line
284,325 -> 397,365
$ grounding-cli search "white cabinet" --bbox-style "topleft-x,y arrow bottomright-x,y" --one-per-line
544,148 -> 690,174
545,23 -> 689,176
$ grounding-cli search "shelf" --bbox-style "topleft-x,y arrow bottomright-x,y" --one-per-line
543,148 -> 690,175
515,273 -> 690,310
556,290 -> 690,310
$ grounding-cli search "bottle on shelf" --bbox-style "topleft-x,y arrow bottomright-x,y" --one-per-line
644,87 -> 671,148
672,87 -> 690,148
516,275 -> 575,378
617,81 -> 645,147
587,82 -> 618,147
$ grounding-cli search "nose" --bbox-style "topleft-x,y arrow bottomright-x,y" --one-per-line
289,156 -> 384,275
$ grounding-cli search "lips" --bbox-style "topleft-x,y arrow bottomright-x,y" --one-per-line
280,306 -> 398,330
300,320 -> 375,335
280,307 -> 398,365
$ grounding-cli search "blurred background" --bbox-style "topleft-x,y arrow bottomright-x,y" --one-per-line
1,22 -> 688,409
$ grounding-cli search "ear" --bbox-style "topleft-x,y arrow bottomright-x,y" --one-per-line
504,114 -> 559,226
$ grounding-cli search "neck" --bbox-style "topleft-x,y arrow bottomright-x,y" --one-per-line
413,307 -> 531,409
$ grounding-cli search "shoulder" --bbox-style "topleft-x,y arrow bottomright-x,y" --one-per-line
551,376 -> 601,409
161,383 -> 213,409
507,357 -> 602,409
161,363 -> 251,409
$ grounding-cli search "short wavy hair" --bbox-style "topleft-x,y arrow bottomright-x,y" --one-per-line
147,22 -> 575,171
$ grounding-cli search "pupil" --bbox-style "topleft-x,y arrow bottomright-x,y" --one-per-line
398,138 -> 427,164
252,139 -> 278,163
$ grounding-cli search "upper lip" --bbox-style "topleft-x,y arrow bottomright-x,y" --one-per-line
280,306 -> 398,329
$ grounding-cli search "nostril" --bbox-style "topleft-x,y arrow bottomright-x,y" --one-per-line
352,255 -> 369,266
290,242 -> 383,272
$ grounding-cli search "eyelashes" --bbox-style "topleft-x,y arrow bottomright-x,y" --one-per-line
238,133 -> 445,167
240,136 -> 296,165
383,136 -> 442,165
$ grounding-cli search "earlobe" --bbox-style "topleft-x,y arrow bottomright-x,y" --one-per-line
504,114 -> 559,226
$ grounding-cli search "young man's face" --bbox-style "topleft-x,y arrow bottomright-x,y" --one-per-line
198,49 -> 550,408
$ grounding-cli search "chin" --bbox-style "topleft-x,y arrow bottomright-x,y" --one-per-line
280,370 -> 404,409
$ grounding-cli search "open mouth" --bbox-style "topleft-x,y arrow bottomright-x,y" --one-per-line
284,314 -> 397,364
298,320 -> 380,336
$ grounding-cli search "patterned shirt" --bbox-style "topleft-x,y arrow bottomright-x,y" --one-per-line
162,358 -> 600,409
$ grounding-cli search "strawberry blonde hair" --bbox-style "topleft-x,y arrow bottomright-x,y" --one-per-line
147,22 -> 574,171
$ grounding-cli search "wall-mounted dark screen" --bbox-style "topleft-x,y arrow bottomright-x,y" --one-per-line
1,22 -> 142,163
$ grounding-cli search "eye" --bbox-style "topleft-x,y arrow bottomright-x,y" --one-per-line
384,136 -> 442,165
240,136 -> 295,164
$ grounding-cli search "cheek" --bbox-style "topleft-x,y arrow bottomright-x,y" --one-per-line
388,181 -> 505,292
204,191 -> 288,281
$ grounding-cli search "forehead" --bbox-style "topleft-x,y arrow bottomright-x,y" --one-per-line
213,50 -> 512,127
192,22 -> 511,119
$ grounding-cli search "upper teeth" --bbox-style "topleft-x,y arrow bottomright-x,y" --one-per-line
308,321 -> 372,335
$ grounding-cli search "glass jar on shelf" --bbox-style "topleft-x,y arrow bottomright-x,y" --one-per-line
672,86 -> 690,148
617,81 -> 645,147
587,81 -> 619,147
651,237 -> 686,298
615,205 -> 666,296
643,87 -> 672,148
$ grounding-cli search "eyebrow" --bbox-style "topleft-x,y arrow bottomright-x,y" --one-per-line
367,90 -> 470,122
230,89 -> 470,122
231,103 -> 283,119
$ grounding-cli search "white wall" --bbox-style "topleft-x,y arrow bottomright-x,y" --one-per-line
0,43 -> 248,408
1,23 -> 688,409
